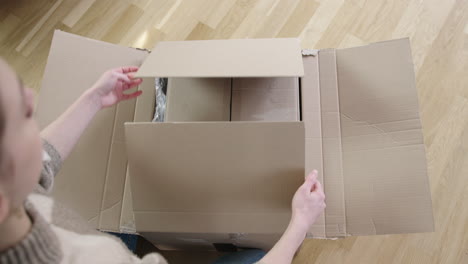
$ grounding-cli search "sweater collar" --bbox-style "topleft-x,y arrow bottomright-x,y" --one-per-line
0,201 -> 62,264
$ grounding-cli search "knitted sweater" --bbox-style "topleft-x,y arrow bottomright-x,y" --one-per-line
0,140 -> 168,264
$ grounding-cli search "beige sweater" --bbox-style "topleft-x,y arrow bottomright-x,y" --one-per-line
0,140 -> 168,264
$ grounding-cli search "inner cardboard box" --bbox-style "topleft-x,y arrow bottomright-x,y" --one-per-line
164,77 -> 300,122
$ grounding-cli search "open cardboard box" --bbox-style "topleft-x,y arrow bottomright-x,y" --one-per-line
36,30 -> 434,250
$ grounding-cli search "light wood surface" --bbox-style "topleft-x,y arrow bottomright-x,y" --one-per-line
1,0 -> 467,263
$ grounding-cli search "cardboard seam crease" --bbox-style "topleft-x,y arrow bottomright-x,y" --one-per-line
315,54 -> 328,238
318,49 -> 347,238
98,105 -> 119,229
100,200 -> 122,215
87,215 -> 98,224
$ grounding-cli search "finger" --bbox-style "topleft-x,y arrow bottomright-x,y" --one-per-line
127,74 -> 142,83
310,181 -> 318,192
305,170 -> 318,183
122,90 -> 143,100
120,66 -> 139,73
305,169 -> 318,181
303,170 -> 318,191
313,180 -> 325,197
116,73 -> 132,84
123,79 -> 143,90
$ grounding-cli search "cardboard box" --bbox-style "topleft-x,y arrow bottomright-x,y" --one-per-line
231,78 -> 300,121
36,31 -> 434,249
165,78 -> 231,121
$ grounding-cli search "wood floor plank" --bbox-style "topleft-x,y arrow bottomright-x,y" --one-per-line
277,0 -> 319,39
62,0 -> 96,28
15,0 -> 64,53
299,0 -> 344,48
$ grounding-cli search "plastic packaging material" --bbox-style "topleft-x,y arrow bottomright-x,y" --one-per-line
152,78 -> 167,122
301,49 -> 318,56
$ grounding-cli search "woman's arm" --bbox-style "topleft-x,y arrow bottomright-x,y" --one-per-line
40,66 -> 142,160
259,170 -> 326,264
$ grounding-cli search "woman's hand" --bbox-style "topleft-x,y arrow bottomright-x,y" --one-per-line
258,170 -> 325,264
291,170 -> 326,234
88,66 -> 143,109
41,66 -> 143,160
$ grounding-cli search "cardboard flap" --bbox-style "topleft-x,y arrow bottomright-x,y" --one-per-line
136,38 -> 304,78
125,122 -> 305,233
317,50 -> 347,237
336,38 -> 434,235
36,30 -> 149,232
301,55 -> 327,238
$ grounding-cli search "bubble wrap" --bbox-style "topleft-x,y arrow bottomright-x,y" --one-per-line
152,78 -> 167,122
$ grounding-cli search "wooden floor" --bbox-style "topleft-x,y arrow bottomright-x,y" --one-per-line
1,0 -> 467,263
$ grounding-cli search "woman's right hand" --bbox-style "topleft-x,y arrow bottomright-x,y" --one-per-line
290,170 -> 326,234
258,170 -> 326,264
87,66 -> 143,109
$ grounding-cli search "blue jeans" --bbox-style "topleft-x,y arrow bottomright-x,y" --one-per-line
109,233 -> 266,263
212,249 -> 266,264
108,232 -> 138,252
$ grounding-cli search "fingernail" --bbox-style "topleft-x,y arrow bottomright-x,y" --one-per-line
313,170 -> 318,175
